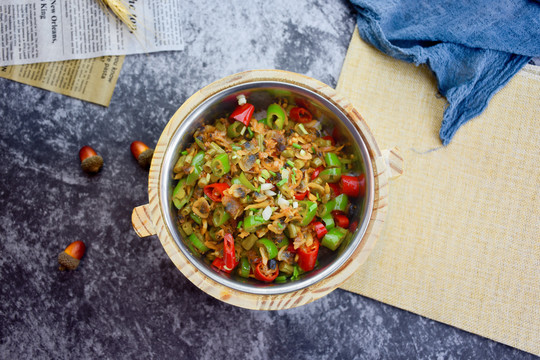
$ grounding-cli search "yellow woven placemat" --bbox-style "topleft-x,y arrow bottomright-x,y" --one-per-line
337,30 -> 539,355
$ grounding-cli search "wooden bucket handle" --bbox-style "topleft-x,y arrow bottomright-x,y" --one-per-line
132,204 -> 156,237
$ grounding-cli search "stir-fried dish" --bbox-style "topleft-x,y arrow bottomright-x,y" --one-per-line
172,95 -> 366,283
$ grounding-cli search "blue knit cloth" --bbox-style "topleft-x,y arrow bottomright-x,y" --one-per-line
349,0 -> 540,145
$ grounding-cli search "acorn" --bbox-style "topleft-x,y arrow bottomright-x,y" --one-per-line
79,146 -> 103,173
130,141 -> 154,168
58,240 -> 86,271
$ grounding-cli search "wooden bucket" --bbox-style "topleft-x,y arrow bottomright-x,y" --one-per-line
131,70 -> 403,310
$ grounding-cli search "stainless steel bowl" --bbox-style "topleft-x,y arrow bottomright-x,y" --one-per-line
159,80 -> 374,295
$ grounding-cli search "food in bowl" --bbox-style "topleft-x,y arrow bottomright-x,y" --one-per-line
171,95 -> 366,284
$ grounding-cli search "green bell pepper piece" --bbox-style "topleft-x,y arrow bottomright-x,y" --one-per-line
195,137 -> 206,150
294,123 -> 309,135
188,233 -> 209,253
173,179 -> 195,210
173,154 -> 186,173
267,104 -> 286,130
258,118 -> 268,126
315,138 -> 332,147
186,151 -> 205,186
239,172 -> 257,191
286,223 -> 298,238
186,165 -> 201,186
279,262 -> 294,275
190,213 -> 202,225
319,167 -> 342,183
324,152 -> 341,168
319,194 -> 348,217
293,159 -> 306,169
181,222 -> 193,236
257,238 -> 278,259
311,157 -> 324,168
333,194 -> 349,212
297,201 -> 317,226
192,151 -> 205,167
212,205 -> 230,227
209,142 -> 226,154
321,227 -> 348,251
238,257 -> 250,278
172,179 -> 186,209
275,235 -> 289,249
215,122 -> 226,132
321,213 -> 335,230
184,237 -> 198,255
241,234 -> 258,250
243,215 -> 266,232
290,265 -> 305,281
246,127 -> 254,140
282,149 -> 294,158
274,275 -> 288,283
227,121 -> 244,139
211,153 -> 230,177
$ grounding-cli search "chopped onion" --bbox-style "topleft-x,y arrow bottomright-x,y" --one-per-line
292,201 -> 298,209
237,94 -> 247,106
262,206 -> 273,221
277,196 -> 289,209
265,190 -> 276,197
260,183 -> 273,191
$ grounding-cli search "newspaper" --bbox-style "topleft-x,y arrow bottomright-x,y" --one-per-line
0,0 -> 184,66
0,55 -> 124,106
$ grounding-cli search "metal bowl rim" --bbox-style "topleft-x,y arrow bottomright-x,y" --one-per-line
159,80 -> 374,295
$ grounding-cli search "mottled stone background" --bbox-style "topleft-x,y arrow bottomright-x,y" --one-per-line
0,1 -> 535,359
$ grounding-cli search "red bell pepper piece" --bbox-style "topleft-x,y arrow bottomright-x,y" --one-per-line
297,239 -> 319,272
230,103 -> 254,127
204,183 -> 230,202
287,244 -> 297,254
332,127 -> 342,142
340,174 -> 365,197
322,135 -> 335,146
289,107 -> 312,123
294,190 -> 309,200
312,221 -> 328,239
349,220 -> 358,233
212,257 -> 235,273
311,165 -> 324,180
293,98 -> 310,110
254,262 -> 279,282
334,214 -> 350,229
223,233 -> 236,271
328,182 -> 342,196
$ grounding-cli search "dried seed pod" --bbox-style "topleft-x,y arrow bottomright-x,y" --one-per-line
130,141 -> 154,168
79,146 -> 103,173
58,240 -> 86,271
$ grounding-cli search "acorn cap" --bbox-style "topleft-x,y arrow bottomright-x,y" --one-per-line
58,251 -> 81,271
81,155 -> 103,173
137,148 -> 154,168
